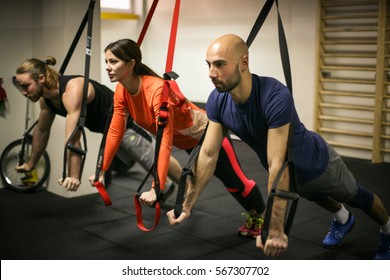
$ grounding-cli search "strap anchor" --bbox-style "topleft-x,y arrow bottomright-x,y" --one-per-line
164,71 -> 179,80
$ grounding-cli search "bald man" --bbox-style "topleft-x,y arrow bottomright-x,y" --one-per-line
167,34 -> 390,260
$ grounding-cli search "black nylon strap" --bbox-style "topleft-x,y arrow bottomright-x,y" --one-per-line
152,121 -> 166,199
245,0 -> 299,244
276,0 -> 292,95
174,122 -> 209,217
135,105 -> 168,201
79,0 -> 95,127
134,68 -> 181,202
62,0 -> 96,181
94,103 -> 113,182
246,0 -> 274,49
19,119 -> 39,166
127,118 -> 153,143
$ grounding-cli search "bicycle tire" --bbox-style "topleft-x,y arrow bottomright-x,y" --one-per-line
0,136 -> 50,192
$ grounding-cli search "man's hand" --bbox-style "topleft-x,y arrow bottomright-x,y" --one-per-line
15,162 -> 34,173
58,176 -> 81,192
167,207 -> 191,226
256,231 -> 288,257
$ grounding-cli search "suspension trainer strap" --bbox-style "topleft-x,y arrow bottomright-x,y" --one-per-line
273,0 -> 300,239
174,122 -> 209,218
134,0 -> 184,232
127,118 -> 154,142
137,0 -> 160,46
93,0 -> 161,206
92,0 -> 160,207
93,102 -> 113,206
62,0 -> 96,182
246,0 -> 274,49
245,0 -> 299,244
246,0 -> 292,90
133,0 -> 163,232
19,119 -> 39,166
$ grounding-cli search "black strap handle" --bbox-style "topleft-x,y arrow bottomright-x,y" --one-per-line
261,162 -> 299,244
62,0 -> 96,182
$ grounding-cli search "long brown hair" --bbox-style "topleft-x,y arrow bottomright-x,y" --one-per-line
16,56 -> 60,89
104,39 -> 161,78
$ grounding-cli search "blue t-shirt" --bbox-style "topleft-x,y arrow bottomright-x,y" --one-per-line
206,74 -> 328,184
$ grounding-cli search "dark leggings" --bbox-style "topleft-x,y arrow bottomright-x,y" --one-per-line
186,135 -> 265,214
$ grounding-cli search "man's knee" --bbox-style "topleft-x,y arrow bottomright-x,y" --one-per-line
346,184 -> 374,210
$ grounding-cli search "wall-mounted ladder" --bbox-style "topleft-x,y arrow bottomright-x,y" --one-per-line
315,0 -> 390,163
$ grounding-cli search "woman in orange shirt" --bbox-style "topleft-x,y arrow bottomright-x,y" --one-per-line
98,39 -> 266,237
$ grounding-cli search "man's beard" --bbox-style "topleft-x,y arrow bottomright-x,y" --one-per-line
213,64 -> 241,93
30,84 -> 44,102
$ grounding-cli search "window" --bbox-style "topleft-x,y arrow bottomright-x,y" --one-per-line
101,0 -> 131,12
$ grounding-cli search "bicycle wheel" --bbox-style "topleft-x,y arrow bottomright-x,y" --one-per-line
0,136 -> 50,192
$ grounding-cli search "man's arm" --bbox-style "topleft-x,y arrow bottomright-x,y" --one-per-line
256,123 -> 290,257
167,120 -> 228,224
16,99 -> 55,171
60,77 -> 94,191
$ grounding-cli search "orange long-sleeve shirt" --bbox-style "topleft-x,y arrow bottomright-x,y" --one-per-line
103,75 -> 208,188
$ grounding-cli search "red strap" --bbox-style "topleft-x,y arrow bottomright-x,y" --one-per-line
165,0 -> 181,73
94,181 -> 112,206
133,0 -> 182,232
165,80 -> 185,107
134,195 -> 161,232
163,0 -> 185,107
137,0 -> 159,47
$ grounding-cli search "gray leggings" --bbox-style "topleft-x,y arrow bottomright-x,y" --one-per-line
115,128 -> 155,171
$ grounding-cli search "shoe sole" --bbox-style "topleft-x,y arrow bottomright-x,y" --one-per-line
237,233 -> 260,239
322,219 -> 357,249
237,232 -> 251,238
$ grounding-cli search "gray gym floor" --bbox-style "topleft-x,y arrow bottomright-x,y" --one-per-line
0,138 -> 389,260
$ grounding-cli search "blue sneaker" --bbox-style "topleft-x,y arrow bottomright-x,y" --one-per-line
322,213 -> 356,248
373,233 -> 390,260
